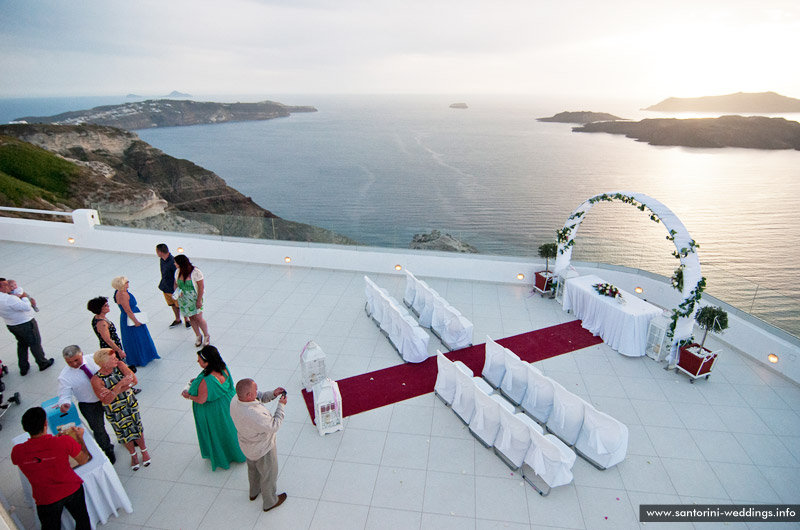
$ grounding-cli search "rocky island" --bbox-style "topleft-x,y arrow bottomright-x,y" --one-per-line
0,123 -> 355,243
13,99 -> 317,130
644,91 -> 800,113
573,115 -> 800,150
410,230 -> 478,253
538,111 -> 624,124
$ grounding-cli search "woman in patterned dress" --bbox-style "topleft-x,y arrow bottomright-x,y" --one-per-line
91,348 -> 150,471
173,254 -> 211,347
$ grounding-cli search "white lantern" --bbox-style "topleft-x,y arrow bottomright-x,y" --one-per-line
645,314 -> 671,362
300,341 -> 327,392
313,379 -> 343,436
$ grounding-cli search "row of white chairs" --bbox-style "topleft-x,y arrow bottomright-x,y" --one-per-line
364,276 -> 430,363
434,351 -> 575,496
403,270 -> 473,350
483,336 -> 629,470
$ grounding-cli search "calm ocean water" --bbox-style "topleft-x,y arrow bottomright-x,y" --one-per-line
2,95 -> 799,335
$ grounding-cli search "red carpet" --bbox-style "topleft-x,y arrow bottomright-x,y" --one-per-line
302,320 -> 601,423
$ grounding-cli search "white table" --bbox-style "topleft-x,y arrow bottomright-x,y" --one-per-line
562,274 -> 662,357
14,427 -> 133,529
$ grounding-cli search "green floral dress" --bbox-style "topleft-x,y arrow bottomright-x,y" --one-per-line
96,367 -> 142,444
176,277 -> 203,317
188,369 -> 245,470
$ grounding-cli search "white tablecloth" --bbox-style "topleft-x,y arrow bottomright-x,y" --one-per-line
562,274 -> 661,357
14,426 -> 133,530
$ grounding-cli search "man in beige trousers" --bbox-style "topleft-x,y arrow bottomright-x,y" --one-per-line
230,378 -> 287,512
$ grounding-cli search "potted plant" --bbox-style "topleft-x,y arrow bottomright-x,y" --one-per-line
676,305 -> 728,382
533,242 -> 558,296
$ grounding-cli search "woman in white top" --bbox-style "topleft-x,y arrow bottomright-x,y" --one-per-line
174,254 -> 211,347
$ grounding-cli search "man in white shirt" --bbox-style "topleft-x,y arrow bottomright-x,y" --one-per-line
0,278 -> 53,376
57,345 -> 116,464
230,378 -> 287,512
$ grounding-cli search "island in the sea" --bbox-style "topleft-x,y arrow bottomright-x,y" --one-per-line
645,91 -> 800,113
13,99 -> 317,130
573,115 -> 800,150
449,102 -> 468,109
538,111 -> 624,124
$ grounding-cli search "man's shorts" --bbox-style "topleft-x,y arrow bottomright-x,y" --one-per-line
163,292 -> 178,307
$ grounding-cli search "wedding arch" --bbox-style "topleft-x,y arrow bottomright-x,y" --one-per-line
552,192 -> 705,360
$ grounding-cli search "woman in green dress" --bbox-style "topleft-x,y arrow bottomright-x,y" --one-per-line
181,345 -> 245,470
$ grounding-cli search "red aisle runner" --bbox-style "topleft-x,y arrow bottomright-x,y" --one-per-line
301,319 -> 601,423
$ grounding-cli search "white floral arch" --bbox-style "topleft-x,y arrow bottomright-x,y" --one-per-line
552,191 -> 704,361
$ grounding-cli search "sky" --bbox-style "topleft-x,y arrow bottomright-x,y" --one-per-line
1,0 -> 798,101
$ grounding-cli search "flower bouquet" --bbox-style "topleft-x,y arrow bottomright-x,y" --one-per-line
593,282 -> 621,298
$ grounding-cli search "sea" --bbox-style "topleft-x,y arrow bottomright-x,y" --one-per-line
2,94 -> 799,336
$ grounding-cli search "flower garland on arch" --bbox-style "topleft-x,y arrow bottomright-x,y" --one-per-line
554,192 -> 706,347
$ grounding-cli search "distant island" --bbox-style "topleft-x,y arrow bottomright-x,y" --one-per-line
573,115 -> 800,150
538,111 -> 624,124
449,102 -> 468,109
13,99 -> 317,130
165,90 -> 192,98
645,91 -> 800,113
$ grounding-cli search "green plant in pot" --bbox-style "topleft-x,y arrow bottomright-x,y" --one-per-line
693,305 -> 729,352
538,242 -> 558,274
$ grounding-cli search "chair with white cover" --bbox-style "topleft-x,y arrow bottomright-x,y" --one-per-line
522,425 -> 577,496
432,300 -> 473,351
574,403 -> 629,470
403,270 -> 418,308
398,315 -> 431,363
495,408 -> 542,470
482,336 -> 506,389
470,388 -> 513,448
418,286 -> 439,328
434,351 -> 458,405
364,276 -> 380,321
451,362 -> 476,423
519,365 -> 556,424
499,349 -> 528,406
411,279 -> 430,317
545,382 -> 586,446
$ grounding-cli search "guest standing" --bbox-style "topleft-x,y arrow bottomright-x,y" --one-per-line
173,255 -> 211,347
91,348 -> 151,471
111,276 -> 160,367
11,407 -> 91,530
57,345 -> 116,463
181,346 -> 245,470
155,244 -> 189,329
230,378 -> 287,512
0,277 -> 54,375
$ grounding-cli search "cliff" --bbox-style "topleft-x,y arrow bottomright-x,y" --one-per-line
538,111 -> 624,124
572,115 -> 800,150
0,123 -> 356,243
410,230 -> 478,253
644,92 -> 800,113
14,99 -> 318,130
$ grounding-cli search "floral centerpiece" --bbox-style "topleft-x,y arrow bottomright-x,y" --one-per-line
593,282 -> 621,298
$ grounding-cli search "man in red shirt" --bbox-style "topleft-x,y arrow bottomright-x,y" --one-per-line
11,407 -> 91,530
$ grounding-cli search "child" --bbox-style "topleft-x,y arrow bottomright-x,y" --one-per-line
7,280 -> 38,312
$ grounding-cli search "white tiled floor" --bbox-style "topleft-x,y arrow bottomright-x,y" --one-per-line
1,241 -> 799,530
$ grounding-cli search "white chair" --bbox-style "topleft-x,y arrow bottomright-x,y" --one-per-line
545,382 -> 586,446
403,270 -> 418,308
574,403 -> 629,470
418,286 -> 439,328
482,336 -> 506,388
495,409 -> 541,470
451,362 -> 476,423
364,276 -> 379,320
398,315 -> 431,363
411,279 -> 430,317
434,351 -> 458,405
522,425 -> 577,496
469,387 -> 512,447
432,300 -> 473,351
519,366 -> 556,424
499,348 -> 528,406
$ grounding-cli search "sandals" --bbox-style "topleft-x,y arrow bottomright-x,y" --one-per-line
141,449 -> 151,467
194,335 -> 203,347
130,452 -> 140,471
203,335 -> 211,346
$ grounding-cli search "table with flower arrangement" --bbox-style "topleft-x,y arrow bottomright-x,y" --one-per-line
562,274 -> 662,357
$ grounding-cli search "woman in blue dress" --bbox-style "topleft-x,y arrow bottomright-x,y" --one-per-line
111,276 -> 160,367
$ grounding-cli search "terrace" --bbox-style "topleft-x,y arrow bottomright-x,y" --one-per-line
0,211 -> 799,530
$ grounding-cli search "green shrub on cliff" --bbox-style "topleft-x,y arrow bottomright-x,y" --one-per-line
0,136 -> 79,202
